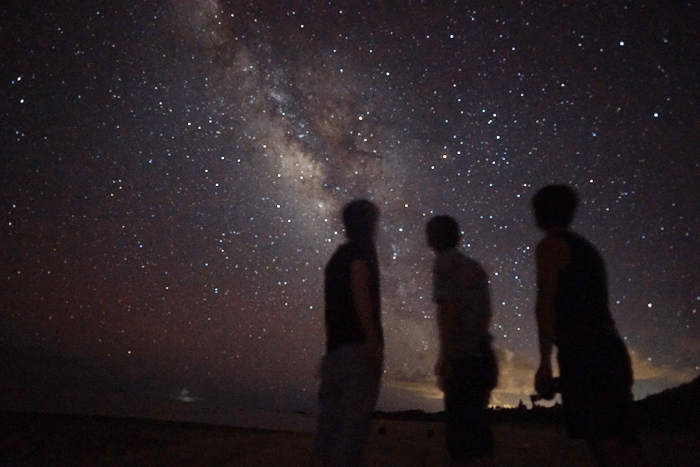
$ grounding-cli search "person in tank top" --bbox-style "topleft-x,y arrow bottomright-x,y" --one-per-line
532,185 -> 639,467
313,199 -> 383,467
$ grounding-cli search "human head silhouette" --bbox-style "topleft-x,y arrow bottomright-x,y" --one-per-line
426,215 -> 460,251
532,184 -> 579,230
342,199 -> 379,243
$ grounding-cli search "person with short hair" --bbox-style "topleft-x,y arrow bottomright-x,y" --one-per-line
313,199 -> 383,467
427,215 -> 497,467
532,184 -> 639,466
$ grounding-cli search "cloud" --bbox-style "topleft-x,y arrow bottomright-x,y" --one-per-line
381,342 -> 541,409
489,347 -> 542,407
385,379 -> 444,401
379,328 -> 700,410
628,346 -> 698,383
493,347 -> 537,392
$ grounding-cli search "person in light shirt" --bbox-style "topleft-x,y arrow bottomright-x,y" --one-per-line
428,215 -> 497,467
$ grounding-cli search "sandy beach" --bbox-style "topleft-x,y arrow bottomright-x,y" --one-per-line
1,411 -> 698,466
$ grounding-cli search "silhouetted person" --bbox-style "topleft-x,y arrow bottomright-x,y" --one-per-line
532,185 -> 639,467
313,199 -> 383,467
427,215 -> 497,467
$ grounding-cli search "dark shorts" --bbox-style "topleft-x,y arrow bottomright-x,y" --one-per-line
558,333 -> 637,443
443,348 -> 498,461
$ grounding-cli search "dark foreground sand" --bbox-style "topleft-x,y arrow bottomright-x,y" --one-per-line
1,411 -> 698,466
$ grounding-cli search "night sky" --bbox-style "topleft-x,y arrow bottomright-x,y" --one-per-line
2,0 -> 698,420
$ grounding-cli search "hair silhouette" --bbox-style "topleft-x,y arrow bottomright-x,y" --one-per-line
342,199 -> 378,242
426,215 -> 460,251
532,184 -> 579,229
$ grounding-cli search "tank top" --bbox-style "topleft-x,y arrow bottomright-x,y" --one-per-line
324,241 -> 382,353
553,231 -> 615,349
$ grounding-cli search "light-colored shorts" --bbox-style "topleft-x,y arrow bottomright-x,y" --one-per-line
314,344 -> 382,467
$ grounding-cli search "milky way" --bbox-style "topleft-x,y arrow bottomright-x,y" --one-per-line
2,1 -> 698,417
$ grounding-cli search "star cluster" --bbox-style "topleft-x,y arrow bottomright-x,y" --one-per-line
1,0 -> 698,415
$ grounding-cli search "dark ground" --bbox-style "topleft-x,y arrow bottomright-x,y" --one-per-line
1,411 -> 699,466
